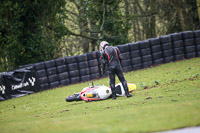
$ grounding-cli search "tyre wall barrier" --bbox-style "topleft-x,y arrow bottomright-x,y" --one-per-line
1,30 -> 200,101
0,67 -> 38,101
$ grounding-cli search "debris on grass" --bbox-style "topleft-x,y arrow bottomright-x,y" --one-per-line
60,109 -> 70,113
146,97 -> 152,100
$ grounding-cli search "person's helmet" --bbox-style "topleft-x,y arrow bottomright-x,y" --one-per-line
99,41 -> 109,52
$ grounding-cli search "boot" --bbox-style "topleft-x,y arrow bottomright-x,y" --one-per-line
122,81 -> 132,98
112,91 -> 117,100
110,83 -> 117,100
125,90 -> 132,98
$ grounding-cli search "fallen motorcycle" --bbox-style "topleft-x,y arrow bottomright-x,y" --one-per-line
66,82 -> 136,102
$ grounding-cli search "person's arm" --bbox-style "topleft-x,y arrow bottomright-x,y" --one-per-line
116,47 -> 123,65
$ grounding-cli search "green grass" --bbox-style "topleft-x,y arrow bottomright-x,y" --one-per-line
0,58 -> 200,133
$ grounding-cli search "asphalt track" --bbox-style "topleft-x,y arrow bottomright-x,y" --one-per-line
158,126 -> 200,133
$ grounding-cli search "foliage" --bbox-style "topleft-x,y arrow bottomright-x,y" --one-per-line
0,0 -> 68,71
0,58 -> 200,133
0,0 -> 200,71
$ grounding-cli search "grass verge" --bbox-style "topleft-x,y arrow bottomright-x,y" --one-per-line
0,58 -> 200,133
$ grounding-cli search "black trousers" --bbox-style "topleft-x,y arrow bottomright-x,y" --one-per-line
108,65 -> 128,92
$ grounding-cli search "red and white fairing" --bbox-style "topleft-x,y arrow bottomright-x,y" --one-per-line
80,85 -> 112,102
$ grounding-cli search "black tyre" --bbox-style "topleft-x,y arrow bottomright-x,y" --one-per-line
170,33 -> 182,41
185,52 -> 196,59
163,49 -> 173,57
117,44 -> 129,53
139,40 -> 150,49
60,79 -> 70,86
50,81 -> 59,88
88,59 -> 98,67
47,67 -> 57,76
160,35 -> 171,44
91,73 -> 100,79
173,40 -> 183,48
149,37 -> 160,46
132,64 -> 142,70
197,44 -> 200,51
67,63 -> 78,71
80,68 -> 90,76
55,58 -> 66,66
151,45 -> 161,53
142,55 -> 152,62
129,42 -> 140,51
57,65 -> 67,74
34,62 -> 45,70
195,37 -> 200,45
131,57 -> 142,65
65,56 -> 77,64
193,30 -> 200,38
69,70 -> 79,78
174,47 -> 184,55
174,54 -> 185,61
45,60 -> 55,68
87,51 -> 97,60
153,58 -> 163,65
78,61 -> 88,69
164,56 -> 174,63
48,74 -> 58,83
70,77 -> 80,84
38,77 -> 48,84
183,38 -> 194,46
40,83 -> 49,91
122,66 -> 132,72
58,72 -> 69,80
162,43 -> 172,50
89,66 -> 99,74
121,59 -> 131,67
121,52 -> 130,60
143,61 -> 152,68
197,51 -> 200,57
181,31 -> 193,39
36,69 -> 46,78
77,54 -> 88,62
81,75 -> 91,82
152,52 -> 162,60
185,46 -> 195,53
96,51 -> 101,58
130,50 -> 140,58
140,48 -> 151,56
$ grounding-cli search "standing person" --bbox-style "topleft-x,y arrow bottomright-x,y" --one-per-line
99,41 -> 132,100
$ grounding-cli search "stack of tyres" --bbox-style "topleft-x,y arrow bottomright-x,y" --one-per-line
45,60 -> 59,88
181,31 -> 196,59
55,58 -> 70,86
129,42 -> 142,70
117,44 -> 132,72
149,37 -> 163,64
34,62 -> 49,90
193,30 -> 200,57
87,51 -> 101,80
139,40 -> 152,68
66,56 -> 80,84
77,54 -> 90,82
95,51 -> 103,77
160,35 -> 173,63
170,33 -> 185,61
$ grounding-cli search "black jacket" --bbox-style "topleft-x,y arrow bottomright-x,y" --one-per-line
100,46 -> 122,72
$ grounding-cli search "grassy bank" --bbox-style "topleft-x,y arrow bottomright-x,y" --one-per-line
0,58 -> 200,133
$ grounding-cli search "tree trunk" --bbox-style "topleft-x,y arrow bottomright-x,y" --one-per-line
169,0 -> 193,31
